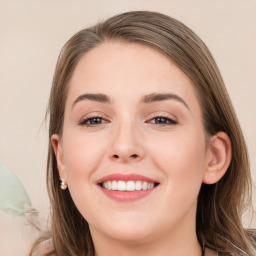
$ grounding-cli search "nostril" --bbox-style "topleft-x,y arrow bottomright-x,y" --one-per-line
111,153 -> 139,160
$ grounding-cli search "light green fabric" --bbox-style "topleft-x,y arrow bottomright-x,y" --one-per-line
0,160 -> 32,216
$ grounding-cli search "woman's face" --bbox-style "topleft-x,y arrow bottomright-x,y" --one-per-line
53,42 -> 212,244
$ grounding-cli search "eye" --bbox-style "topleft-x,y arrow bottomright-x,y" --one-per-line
149,116 -> 177,125
79,116 -> 107,126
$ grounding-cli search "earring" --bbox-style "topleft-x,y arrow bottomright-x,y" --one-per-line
59,178 -> 68,190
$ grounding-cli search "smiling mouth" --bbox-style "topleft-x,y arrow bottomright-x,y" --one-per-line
100,180 -> 159,191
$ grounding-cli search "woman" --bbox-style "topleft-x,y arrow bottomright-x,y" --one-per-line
30,11 -> 256,256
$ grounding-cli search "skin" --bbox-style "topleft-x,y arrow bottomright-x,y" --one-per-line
52,42 -> 231,256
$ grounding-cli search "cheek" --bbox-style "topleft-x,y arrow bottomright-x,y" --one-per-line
61,131 -> 107,217
148,127 -> 206,186
146,129 -> 206,225
62,130 -> 107,182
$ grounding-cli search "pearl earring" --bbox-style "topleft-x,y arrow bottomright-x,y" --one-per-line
59,178 -> 68,190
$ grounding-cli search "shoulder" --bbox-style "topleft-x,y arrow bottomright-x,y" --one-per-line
32,238 -> 55,256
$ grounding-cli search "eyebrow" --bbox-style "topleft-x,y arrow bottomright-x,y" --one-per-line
142,93 -> 189,109
72,92 -> 189,110
72,93 -> 111,108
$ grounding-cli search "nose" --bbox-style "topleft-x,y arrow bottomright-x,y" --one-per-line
108,122 -> 145,163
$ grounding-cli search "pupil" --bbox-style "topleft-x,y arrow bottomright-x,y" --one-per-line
91,118 -> 102,124
156,117 -> 166,124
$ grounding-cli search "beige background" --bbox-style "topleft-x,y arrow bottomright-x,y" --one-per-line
0,0 -> 255,253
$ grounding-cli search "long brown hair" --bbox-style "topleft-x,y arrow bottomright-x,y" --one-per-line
30,11 -> 256,255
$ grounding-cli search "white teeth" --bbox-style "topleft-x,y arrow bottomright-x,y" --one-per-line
142,181 -> 148,190
102,180 -> 155,191
126,181 -> 135,191
118,181 -> 126,191
107,181 -> 112,189
135,181 -> 142,190
112,180 -> 118,190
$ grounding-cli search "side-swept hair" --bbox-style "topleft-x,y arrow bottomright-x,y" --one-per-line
30,11 -> 256,256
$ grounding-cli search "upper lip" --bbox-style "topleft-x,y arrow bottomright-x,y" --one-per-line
96,173 -> 159,184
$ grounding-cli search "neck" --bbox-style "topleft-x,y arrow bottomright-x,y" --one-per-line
93,233 -> 202,256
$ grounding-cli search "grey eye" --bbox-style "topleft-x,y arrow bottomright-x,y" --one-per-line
80,117 -> 105,126
150,117 -> 177,125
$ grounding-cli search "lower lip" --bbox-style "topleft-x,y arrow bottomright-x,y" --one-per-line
98,186 -> 157,201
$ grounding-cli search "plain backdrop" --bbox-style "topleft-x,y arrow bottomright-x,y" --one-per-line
0,0 -> 255,251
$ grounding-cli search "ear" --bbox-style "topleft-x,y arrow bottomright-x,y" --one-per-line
203,132 -> 232,184
51,134 -> 67,182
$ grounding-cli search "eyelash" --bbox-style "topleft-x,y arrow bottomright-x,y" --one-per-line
79,115 -> 177,127
147,115 -> 177,126
79,116 -> 107,127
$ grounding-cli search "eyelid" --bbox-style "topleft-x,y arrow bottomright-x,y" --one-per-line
146,112 -> 177,121
78,112 -> 110,126
145,112 -> 178,126
78,111 -> 178,126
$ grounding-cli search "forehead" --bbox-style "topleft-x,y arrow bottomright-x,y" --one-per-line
66,41 -> 201,112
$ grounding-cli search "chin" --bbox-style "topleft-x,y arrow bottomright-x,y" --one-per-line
90,214 -> 160,244
108,226 -> 155,244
